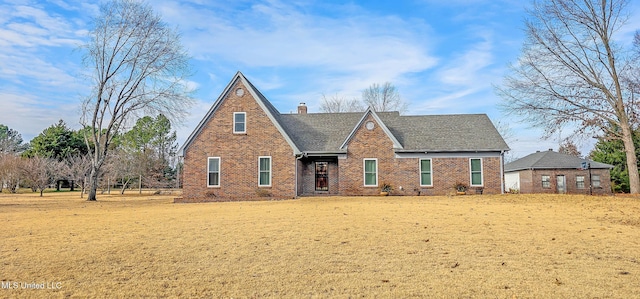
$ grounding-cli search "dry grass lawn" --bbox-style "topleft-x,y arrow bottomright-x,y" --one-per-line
1,191 -> 639,298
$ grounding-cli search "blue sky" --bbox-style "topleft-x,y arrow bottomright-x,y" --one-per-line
1,0 -> 639,159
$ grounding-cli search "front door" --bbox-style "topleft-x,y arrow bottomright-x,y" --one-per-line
315,162 -> 328,191
556,175 -> 566,194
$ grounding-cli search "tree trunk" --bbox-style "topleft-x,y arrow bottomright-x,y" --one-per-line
87,166 -> 99,201
621,125 -> 640,194
120,178 -> 131,195
80,176 -> 86,198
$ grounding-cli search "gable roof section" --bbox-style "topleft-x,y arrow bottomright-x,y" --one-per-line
505,150 -> 614,172
382,114 -> 509,152
179,71 -> 301,156
339,107 -> 403,150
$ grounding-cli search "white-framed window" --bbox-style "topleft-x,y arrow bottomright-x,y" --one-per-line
233,112 -> 246,134
542,175 -> 551,188
470,158 -> 483,186
363,158 -> 378,187
420,159 -> 432,186
258,156 -> 271,187
207,157 -> 220,187
576,175 -> 585,189
592,175 -> 601,188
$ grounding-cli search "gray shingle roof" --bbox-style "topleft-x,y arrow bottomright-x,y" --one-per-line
505,150 -> 614,172
380,113 -> 509,152
279,113 -> 362,152
181,71 -> 510,156
279,111 -> 509,153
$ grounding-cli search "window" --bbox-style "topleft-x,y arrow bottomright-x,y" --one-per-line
542,175 -> 551,188
363,159 -> 378,186
576,176 -> 585,189
592,175 -> 601,188
470,158 -> 483,186
258,156 -> 271,186
420,159 -> 432,186
233,112 -> 246,133
208,157 -> 220,187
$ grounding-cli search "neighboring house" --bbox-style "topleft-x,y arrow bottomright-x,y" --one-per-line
504,149 -> 613,195
178,72 -> 510,202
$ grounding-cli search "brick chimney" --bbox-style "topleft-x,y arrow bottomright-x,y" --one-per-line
297,102 -> 307,114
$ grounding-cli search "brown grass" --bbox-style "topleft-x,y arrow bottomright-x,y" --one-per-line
1,191 -> 639,298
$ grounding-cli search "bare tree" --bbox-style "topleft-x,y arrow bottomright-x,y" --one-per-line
496,0 -> 640,193
319,94 -> 364,113
494,119 -> 518,163
558,140 -> 582,157
105,147 -> 137,194
80,0 -> 193,201
362,82 -> 407,112
21,156 -> 60,197
0,154 -> 22,193
65,154 -> 92,198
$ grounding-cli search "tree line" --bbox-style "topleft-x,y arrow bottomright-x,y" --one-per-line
0,115 -> 179,196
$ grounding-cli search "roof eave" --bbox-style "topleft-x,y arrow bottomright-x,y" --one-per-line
394,149 -> 509,153
301,151 -> 348,157
505,166 -> 614,172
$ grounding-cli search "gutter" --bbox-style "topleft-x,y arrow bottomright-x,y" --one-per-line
393,149 -> 509,153
302,151 -> 348,156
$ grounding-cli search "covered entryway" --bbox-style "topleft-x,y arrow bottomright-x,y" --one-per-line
299,158 -> 339,196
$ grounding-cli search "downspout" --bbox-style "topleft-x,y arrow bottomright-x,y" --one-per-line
500,150 -> 505,194
295,153 -> 303,199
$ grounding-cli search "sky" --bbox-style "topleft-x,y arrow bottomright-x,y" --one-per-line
1,0 -> 639,160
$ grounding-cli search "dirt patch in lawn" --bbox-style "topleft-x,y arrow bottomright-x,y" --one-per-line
1,192 -> 639,298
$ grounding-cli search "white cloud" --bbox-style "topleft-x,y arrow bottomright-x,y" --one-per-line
154,0 -> 438,90
440,50 -> 493,85
0,1 -> 89,140
0,92 -> 82,141
0,51 -> 80,89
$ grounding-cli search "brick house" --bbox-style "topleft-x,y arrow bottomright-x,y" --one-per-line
504,150 -> 613,195
178,72 -> 510,202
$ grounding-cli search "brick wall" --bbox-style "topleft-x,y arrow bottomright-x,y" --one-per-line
339,114 -> 397,195
181,81 -> 296,202
337,114 -> 504,196
518,169 -> 612,195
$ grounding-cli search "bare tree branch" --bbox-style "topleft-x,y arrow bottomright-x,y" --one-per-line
362,82 -> 407,113
319,94 -> 364,113
496,0 -> 640,193
80,0 -> 194,201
